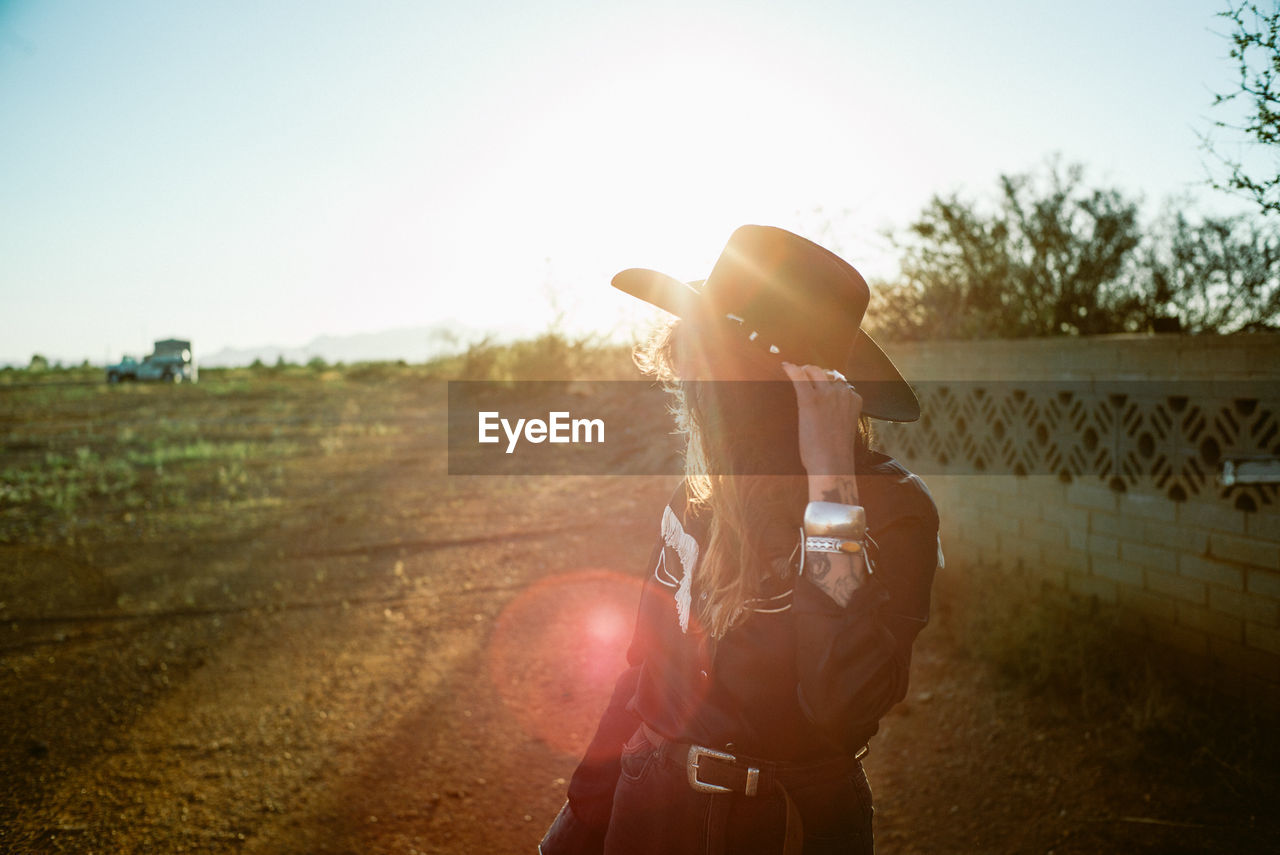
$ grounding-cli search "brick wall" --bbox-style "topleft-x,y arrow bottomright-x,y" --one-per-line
876,334 -> 1280,705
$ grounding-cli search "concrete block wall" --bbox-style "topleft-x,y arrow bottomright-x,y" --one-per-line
881,334 -> 1280,705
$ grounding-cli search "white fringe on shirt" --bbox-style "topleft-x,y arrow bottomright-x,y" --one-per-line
661,504 -> 699,633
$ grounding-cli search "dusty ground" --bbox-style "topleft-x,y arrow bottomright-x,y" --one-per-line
2,372 -> 1277,853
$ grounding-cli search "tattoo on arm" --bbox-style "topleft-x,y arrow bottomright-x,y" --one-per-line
805,549 -> 864,608
831,574 -> 856,606
819,479 -> 857,505
806,553 -> 832,583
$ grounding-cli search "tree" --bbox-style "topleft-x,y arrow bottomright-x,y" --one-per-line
866,161 -> 1280,340
1206,2 -> 1280,217
1129,209 -> 1280,333
868,160 -> 1143,341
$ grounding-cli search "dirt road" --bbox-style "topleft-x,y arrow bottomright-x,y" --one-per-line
2,375 -> 1276,853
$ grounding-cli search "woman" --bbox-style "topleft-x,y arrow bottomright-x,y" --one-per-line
541,225 -> 941,854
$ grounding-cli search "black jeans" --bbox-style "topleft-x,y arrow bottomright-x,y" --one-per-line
602,726 -> 874,855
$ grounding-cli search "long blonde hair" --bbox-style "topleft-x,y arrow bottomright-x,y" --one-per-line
635,318 -> 871,638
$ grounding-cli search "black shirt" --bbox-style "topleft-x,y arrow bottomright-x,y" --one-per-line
566,451 -> 940,831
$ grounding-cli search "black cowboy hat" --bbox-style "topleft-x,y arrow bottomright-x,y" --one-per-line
612,224 -> 920,422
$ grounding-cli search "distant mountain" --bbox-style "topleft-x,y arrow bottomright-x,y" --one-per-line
200,323 -> 505,367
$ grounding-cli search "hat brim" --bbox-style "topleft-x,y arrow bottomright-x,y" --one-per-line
845,329 -> 920,423
612,268 -> 920,423
612,268 -> 706,320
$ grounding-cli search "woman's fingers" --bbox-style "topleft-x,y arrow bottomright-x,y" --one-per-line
783,362 -> 847,392
782,362 -> 863,475
780,361 -> 812,390
783,362 -> 864,418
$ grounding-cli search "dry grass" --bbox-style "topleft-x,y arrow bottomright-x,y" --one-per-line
939,566 -> 1280,804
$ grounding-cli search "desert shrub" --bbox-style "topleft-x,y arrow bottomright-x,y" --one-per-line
945,564 -> 1280,796
958,571 -> 1137,719
870,159 -> 1280,340
443,333 -> 639,382
507,332 -> 577,381
344,361 -> 401,382
457,337 -> 505,381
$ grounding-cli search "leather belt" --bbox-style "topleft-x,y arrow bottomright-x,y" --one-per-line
639,723 -> 866,855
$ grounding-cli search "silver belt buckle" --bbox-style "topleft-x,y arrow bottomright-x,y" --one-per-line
687,745 -> 760,797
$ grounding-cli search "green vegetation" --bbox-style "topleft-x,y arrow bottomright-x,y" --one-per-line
1,361 -> 105,386
0,427 -> 298,548
868,159 -> 1280,341
1,381 -> 310,550
0,336 -> 641,552
1205,2 -> 1280,218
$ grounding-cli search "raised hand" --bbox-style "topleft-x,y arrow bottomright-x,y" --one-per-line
780,362 -> 862,479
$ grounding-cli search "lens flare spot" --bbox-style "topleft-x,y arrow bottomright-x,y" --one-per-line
488,570 -> 643,755
586,606 -> 627,646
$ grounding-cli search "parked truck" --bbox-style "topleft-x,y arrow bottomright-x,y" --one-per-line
106,339 -> 198,384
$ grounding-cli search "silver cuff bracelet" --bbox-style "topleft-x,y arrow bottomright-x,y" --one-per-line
805,535 -> 863,555
803,501 -> 866,540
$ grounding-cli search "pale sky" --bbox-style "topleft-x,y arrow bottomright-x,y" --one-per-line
0,0 -> 1259,364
